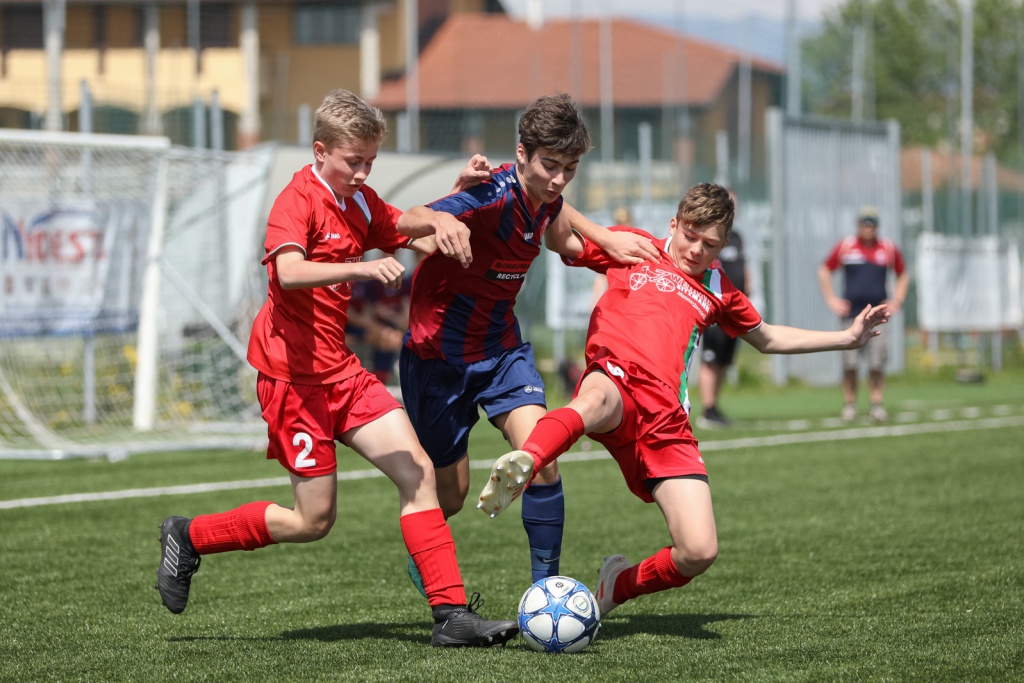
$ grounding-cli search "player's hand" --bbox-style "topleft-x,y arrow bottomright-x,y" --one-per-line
362,257 -> 406,288
452,154 -> 493,193
827,296 -> 851,318
601,230 -> 660,265
433,214 -> 473,268
848,303 -> 890,348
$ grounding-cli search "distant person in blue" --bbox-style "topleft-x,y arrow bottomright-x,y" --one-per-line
395,93 -> 659,592
818,206 -> 909,423
697,191 -> 751,428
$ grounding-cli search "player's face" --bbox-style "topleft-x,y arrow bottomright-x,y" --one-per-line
314,138 -> 380,199
515,145 -> 580,206
667,218 -> 726,276
857,220 -> 878,243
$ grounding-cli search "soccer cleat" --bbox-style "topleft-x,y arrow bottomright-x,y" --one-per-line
476,450 -> 534,518
406,554 -> 427,599
840,404 -> 857,423
431,593 -> 519,647
869,404 -> 888,423
156,516 -> 201,614
595,554 -> 631,618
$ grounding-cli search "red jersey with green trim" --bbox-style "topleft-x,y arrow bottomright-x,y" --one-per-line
567,226 -> 762,407
405,162 -> 562,364
247,165 -> 407,384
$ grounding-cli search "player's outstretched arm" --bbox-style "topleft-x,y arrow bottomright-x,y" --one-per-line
741,304 -> 890,355
546,203 -> 660,264
275,248 -> 407,290
397,206 -> 472,268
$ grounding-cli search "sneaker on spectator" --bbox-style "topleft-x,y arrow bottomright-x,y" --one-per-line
869,404 -> 888,422
698,405 -> 731,428
841,404 -> 857,423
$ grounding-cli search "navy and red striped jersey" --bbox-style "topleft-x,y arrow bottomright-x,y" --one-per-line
405,162 -> 563,364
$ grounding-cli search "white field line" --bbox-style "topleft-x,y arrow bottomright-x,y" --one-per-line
2,415 -> 1022,511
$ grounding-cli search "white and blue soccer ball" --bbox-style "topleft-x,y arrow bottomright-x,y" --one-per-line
517,576 -> 600,653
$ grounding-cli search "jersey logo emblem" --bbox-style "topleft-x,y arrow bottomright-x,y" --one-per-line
605,361 -> 625,379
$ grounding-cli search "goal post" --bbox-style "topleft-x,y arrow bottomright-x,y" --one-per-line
0,130 -> 273,459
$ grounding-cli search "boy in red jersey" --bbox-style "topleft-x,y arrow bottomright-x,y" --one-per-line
155,89 -> 517,648
477,183 -> 890,618
395,93 -> 659,589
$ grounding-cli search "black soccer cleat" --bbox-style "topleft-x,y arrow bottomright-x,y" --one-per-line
430,593 -> 519,648
156,516 -> 201,614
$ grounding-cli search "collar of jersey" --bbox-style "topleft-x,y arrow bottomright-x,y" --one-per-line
310,164 -> 346,211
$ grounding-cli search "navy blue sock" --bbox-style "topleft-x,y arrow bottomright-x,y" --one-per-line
521,479 -> 565,582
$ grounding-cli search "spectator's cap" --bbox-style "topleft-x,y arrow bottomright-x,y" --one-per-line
857,205 -> 880,226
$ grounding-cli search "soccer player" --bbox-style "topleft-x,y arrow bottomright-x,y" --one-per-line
818,205 -> 909,423
155,89 -> 518,648
477,183 -> 889,617
396,93 -> 660,588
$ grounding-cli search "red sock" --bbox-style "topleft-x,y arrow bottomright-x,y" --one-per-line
614,547 -> 693,604
523,407 -> 586,471
188,501 -> 276,554
400,508 -> 466,607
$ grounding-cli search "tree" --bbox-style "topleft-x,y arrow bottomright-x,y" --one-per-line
801,0 -> 1024,166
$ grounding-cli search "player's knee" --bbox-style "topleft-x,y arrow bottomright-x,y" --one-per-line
673,541 -> 718,576
299,510 -> 336,541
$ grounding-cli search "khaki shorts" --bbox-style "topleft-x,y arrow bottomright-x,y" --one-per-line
842,336 -> 888,372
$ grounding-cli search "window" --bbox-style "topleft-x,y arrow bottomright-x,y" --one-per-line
2,5 -> 44,50
293,3 -> 360,46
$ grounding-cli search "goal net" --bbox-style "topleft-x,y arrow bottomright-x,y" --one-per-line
0,130 -> 273,459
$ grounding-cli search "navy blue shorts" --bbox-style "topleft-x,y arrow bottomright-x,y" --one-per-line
399,342 -> 546,467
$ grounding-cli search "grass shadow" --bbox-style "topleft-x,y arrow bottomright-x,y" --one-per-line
597,612 -> 757,640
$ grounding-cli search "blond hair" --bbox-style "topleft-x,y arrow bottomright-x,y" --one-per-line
676,183 -> 735,237
313,89 -> 388,149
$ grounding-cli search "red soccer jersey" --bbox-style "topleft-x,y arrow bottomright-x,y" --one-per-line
568,226 -> 763,406
823,236 -> 905,315
247,165 -> 407,384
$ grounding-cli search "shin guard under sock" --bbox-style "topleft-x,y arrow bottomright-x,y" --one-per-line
521,479 -> 565,582
400,508 -> 466,607
189,501 -> 276,554
523,408 -> 586,471
615,547 -> 693,604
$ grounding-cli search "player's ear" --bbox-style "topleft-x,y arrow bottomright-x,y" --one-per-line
515,143 -> 528,165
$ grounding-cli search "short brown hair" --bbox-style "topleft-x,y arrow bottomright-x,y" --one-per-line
676,183 -> 735,237
518,93 -> 593,160
313,89 -> 388,149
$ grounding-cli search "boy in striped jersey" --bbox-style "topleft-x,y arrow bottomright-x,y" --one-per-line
397,93 -> 659,588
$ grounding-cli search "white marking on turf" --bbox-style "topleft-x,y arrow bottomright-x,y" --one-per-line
2,415 -> 1023,511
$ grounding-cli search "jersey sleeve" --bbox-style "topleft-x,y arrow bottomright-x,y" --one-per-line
891,242 -> 906,276
715,283 -> 763,338
361,186 -> 409,254
822,240 -> 843,271
561,225 -> 649,273
427,181 -> 494,220
263,186 -> 312,265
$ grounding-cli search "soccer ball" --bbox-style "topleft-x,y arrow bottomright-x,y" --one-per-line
517,576 -> 600,653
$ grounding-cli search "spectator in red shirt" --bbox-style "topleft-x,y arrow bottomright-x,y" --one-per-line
818,206 -> 909,423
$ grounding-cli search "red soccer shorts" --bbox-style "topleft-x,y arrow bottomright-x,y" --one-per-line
256,368 -> 402,477
576,349 -> 706,503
